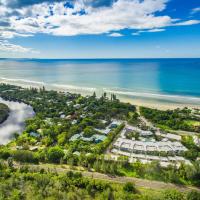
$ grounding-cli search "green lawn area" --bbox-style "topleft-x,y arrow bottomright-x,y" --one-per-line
156,124 -> 173,132
185,120 -> 200,126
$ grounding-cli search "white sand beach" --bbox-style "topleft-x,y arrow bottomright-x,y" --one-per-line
1,78 -> 200,111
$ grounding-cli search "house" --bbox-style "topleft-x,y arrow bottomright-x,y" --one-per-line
29,132 -> 40,138
193,135 -> 200,146
93,134 -> 106,143
109,120 -> 122,129
60,114 -> 66,119
82,137 -> 94,142
66,101 -> 73,106
140,130 -> 153,137
29,146 -> 38,151
95,128 -> 111,135
72,120 -> 77,125
80,114 -> 86,118
66,115 -> 72,120
69,134 -> 81,142
73,104 -> 81,109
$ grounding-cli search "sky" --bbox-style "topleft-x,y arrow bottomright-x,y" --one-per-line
0,0 -> 200,58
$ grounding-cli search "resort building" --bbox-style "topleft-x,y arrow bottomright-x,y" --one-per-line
121,125 -> 153,138
113,138 -> 187,154
111,149 -> 191,167
156,132 -> 182,141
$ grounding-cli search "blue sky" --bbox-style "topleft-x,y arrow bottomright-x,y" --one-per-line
0,0 -> 200,58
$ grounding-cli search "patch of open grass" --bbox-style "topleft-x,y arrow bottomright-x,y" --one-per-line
185,120 -> 200,126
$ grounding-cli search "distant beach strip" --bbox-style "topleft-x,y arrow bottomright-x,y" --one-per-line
1,77 -> 200,110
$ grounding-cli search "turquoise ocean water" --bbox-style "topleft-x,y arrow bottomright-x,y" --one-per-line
0,58 -> 200,106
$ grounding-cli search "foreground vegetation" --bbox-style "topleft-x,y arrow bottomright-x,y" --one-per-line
0,103 -> 9,124
1,146 -> 200,186
0,83 -> 200,198
1,161 -> 200,200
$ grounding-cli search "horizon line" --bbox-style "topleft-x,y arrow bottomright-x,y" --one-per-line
0,57 -> 200,60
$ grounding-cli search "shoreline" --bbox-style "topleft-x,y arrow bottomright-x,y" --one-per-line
1,79 -> 200,110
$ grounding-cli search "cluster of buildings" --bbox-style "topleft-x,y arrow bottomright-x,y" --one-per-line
113,138 -> 187,154
111,125 -> 191,166
69,120 -> 122,144
111,149 -> 191,167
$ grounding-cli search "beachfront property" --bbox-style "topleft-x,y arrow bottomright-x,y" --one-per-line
156,131 -> 182,141
113,137 -> 187,154
111,124 -> 190,166
111,149 -> 191,167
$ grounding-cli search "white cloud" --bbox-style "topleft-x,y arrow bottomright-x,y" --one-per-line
0,40 -> 36,53
174,20 -> 200,26
146,28 -> 165,32
191,7 -> 200,14
108,32 -> 123,37
0,0 -> 199,39
0,31 -> 33,39
132,32 -> 140,36
132,28 -> 165,35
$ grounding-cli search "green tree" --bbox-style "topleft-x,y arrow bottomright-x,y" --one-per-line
123,182 -> 136,193
47,146 -> 64,163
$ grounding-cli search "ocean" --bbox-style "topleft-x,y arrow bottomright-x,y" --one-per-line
0,58 -> 200,107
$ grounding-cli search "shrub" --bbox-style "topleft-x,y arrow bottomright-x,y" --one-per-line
123,182 -> 136,193
47,146 -> 64,163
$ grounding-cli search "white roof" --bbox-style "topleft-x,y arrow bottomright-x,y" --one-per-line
114,138 -> 187,153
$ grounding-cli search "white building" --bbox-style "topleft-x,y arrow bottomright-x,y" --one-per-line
113,138 -> 187,154
111,149 -> 191,167
193,135 -> 200,146
156,132 -> 182,141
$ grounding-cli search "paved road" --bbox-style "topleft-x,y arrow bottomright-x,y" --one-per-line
15,163 -> 200,192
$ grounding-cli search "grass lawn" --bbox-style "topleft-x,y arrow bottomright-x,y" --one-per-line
157,124 -> 173,132
185,120 -> 200,126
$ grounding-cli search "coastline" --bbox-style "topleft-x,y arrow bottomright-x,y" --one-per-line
1,78 -> 200,110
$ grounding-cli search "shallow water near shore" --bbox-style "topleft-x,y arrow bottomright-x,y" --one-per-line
0,98 -> 35,144
0,58 -> 200,108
